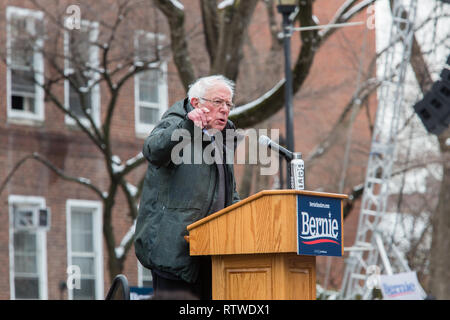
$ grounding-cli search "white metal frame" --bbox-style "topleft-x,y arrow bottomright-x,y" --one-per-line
8,195 -> 48,300
6,6 -> 45,124
66,199 -> 104,300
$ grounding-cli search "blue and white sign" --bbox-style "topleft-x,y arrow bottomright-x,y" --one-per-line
297,195 -> 343,257
130,286 -> 153,300
379,272 -> 425,300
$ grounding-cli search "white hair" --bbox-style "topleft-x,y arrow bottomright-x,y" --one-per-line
187,75 -> 235,101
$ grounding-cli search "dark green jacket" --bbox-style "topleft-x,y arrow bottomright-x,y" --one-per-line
134,98 -> 240,283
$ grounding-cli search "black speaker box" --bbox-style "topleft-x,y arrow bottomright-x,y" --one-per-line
431,81 -> 450,125
440,68 -> 450,84
413,92 -> 448,135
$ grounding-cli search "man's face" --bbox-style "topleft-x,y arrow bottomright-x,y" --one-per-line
193,83 -> 233,131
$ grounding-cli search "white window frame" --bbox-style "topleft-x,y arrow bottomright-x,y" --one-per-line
6,6 -> 45,124
8,195 -> 48,300
66,199 -> 103,300
134,31 -> 168,138
64,20 -> 101,128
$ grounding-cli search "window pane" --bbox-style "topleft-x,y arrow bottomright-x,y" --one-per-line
72,256 -> 95,276
143,280 -> 153,288
11,68 -> 36,113
11,95 -> 35,112
13,232 -> 37,252
71,210 -> 93,252
139,106 -> 159,125
11,40 -> 34,68
72,209 -> 93,229
14,232 -> 38,274
142,266 -> 152,278
10,17 -> 35,68
11,69 -> 35,94
15,254 -> 38,274
14,277 -> 39,299
69,84 -> 92,118
71,233 -> 94,252
73,279 -> 96,300
67,25 -> 95,119
142,266 -> 153,288
139,70 -> 159,103
136,34 -> 157,62
68,29 -> 91,69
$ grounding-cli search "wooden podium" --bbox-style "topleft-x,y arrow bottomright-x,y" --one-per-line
186,189 -> 347,300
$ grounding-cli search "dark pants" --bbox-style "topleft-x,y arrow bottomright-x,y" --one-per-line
151,257 -> 212,300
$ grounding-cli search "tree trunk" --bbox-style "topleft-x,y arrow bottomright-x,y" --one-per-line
211,0 -> 259,81
153,0 -> 196,90
429,129 -> 450,299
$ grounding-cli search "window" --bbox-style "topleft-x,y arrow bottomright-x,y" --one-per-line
64,21 -> 100,127
134,31 -> 168,137
66,200 -> 103,300
137,262 -> 153,288
6,6 -> 44,123
9,195 -> 48,300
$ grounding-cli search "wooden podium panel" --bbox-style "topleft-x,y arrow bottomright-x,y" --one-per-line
212,254 -> 315,300
187,190 -> 346,300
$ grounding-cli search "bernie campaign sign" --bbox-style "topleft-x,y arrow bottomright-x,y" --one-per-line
379,272 -> 425,300
297,195 -> 343,257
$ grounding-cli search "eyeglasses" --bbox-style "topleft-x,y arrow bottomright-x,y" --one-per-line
200,97 -> 234,110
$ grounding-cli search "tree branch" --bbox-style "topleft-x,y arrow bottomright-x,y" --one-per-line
153,0 -> 195,90
305,78 -> 381,166
0,153 -> 104,198
231,0 -> 377,128
200,0 -> 219,64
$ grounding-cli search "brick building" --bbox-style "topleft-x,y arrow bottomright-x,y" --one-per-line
0,0 -> 376,299
0,0 -> 186,300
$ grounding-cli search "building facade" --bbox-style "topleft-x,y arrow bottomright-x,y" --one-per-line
0,0 -> 187,300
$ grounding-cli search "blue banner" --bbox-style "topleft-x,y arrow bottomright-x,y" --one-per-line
297,195 -> 343,257
130,286 -> 153,300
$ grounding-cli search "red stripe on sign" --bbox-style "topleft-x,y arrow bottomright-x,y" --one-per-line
302,239 -> 340,245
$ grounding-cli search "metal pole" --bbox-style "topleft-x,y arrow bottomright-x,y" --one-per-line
280,9 -> 295,187
279,134 -> 285,189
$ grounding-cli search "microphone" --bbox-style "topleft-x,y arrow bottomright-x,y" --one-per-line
258,135 -> 294,161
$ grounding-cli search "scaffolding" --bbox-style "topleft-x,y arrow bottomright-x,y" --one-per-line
340,0 -> 418,300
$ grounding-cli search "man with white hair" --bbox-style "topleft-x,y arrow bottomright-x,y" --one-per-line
135,75 -> 241,299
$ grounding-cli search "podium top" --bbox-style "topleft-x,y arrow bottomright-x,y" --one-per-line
187,189 -> 347,256
187,189 -> 347,232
